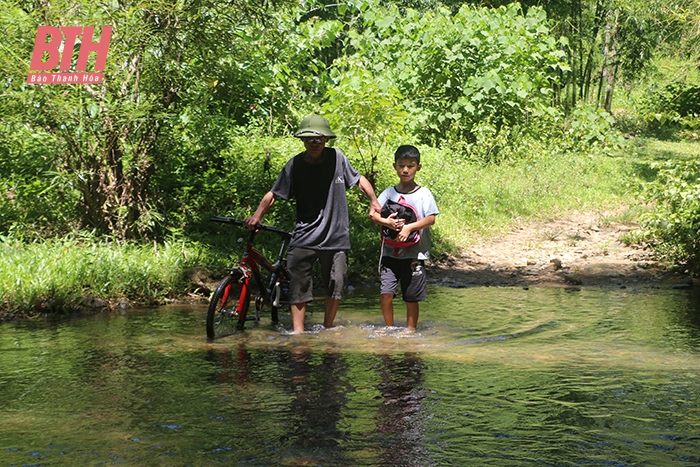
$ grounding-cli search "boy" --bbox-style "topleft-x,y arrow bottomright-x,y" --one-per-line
370,145 -> 439,331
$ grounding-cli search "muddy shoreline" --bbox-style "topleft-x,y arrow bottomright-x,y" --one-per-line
426,211 -> 693,291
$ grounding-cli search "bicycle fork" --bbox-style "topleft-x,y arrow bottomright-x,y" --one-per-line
268,274 -> 281,307
270,266 -> 292,305
223,268 -> 251,327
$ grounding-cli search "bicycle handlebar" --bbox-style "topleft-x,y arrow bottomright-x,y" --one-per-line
210,216 -> 292,239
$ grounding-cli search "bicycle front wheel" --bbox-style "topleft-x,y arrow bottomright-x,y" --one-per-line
206,269 -> 250,339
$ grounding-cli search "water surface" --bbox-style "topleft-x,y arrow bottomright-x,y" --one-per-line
1,286 -> 700,466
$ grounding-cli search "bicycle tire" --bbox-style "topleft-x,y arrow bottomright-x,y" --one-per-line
206,269 -> 250,339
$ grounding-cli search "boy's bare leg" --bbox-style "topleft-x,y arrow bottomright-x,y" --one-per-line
380,293 -> 395,326
406,302 -> 419,331
323,296 -> 340,328
291,303 -> 306,333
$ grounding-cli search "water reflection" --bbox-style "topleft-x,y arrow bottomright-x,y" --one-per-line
205,343 -> 351,463
374,352 -> 432,467
208,344 -> 252,386
2,287 -> 700,466
204,345 -> 437,465
282,346 -> 349,452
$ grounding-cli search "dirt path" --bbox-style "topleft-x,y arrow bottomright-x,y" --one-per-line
427,210 -> 693,290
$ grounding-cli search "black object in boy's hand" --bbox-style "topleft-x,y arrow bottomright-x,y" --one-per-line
381,198 -> 418,243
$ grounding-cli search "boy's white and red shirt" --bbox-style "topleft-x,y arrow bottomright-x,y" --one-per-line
378,186 -> 439,260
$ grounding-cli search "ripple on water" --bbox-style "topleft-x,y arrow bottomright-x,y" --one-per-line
3,287 -> 700,467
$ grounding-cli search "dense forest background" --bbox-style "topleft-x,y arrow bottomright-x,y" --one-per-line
1,0 -> 699,313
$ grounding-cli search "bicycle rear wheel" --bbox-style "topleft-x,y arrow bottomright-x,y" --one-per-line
206,268 -> 250,339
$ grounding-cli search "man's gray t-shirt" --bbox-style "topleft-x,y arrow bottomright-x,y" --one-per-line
271,148 -> 360,250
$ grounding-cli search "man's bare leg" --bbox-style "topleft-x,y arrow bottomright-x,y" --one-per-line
406,302 -> 419,331
380,293 -> 395,327
291,303 -> 306,333
323,296 -> 340,328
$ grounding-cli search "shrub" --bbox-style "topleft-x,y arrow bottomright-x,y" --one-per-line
638,158 -> 700,272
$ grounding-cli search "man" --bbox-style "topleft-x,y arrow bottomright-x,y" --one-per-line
243,115 -> 381,333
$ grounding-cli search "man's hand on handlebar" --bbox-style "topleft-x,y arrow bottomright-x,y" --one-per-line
242,216 -> 260,230
244,191 -> 276,231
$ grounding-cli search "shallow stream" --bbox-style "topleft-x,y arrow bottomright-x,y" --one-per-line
1,286 -> 700,466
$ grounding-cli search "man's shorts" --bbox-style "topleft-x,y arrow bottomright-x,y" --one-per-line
287,247 -> 348,304
380,257 -> 426,302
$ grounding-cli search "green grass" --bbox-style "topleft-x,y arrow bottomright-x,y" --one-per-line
629,138 -> 700,160
421,138 -> 698,257
0,236 -> 209,318
416,145 -> 642,252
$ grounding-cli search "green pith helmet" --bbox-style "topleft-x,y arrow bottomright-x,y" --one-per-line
293,115 -> 337,139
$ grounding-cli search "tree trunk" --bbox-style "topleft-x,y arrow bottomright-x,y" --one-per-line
604,15 -> 619,112
598,10 -> 618,111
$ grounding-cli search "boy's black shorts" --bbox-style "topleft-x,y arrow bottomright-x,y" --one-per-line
380,257 -> 426,302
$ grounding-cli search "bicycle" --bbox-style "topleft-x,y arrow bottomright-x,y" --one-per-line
206,217 -> 292,340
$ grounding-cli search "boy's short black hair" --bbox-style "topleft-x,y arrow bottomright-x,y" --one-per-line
394,145 -> 420,163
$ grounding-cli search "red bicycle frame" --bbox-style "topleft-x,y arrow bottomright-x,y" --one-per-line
211,217 -> 291,325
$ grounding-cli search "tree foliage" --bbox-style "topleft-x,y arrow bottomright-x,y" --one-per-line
640,159 -> 700,273
540,0 -> 700,113
0,0 -> 296,239
334,3 -> 569,146
1,0 -> 698,261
